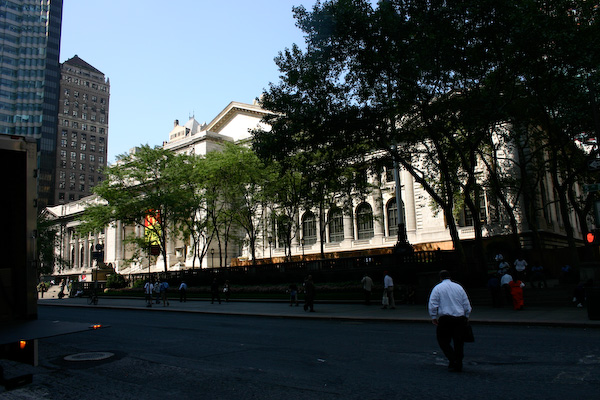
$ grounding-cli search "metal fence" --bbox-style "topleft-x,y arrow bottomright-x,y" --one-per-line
126,250 -> 459,287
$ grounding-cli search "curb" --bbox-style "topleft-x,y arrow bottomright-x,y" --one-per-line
38,300 -> 600,328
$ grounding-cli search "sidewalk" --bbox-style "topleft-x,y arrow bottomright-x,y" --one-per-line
37,294 -> 600,328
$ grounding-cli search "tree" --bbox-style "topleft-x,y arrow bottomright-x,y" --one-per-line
266,168 -> 304,260
203,149 -> 242,268
37,213 -> 69,276
205,143 -> 278,266
494,0 -> 600,263
79,145 -> 181,272
256,0 -> 476,263
168,153 -> 214,269
255,0 -> 600,270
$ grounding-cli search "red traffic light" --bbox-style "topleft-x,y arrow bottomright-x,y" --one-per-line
587,232 -> 595,243
587,230 -> 600,244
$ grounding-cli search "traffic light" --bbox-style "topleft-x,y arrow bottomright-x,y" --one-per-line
586,229 -> 600,245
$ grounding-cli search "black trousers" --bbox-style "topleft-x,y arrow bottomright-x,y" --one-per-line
211,291 -> 221,304
304,296 -> 314,311
436,316 -> 467,368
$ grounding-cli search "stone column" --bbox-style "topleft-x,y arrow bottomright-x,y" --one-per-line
403,170 -> 417,233
115,221 -> 123,262
343,209 -> 355,242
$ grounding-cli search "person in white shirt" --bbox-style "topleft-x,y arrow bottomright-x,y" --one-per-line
514,256 -> 528,282
500,272 -> 513,306
382,271 -> 395,309
179,281 -> 187,302
361,274 -> 374,305
498,260 -> 510,275
428,270 -> 472,372
144,280 -> 154,308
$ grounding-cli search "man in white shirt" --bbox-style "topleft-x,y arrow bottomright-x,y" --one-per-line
498,260 -> 510,275
144,280 -> 154,307
428,270 -> 472,372
382,271 -> 395,309
514,256 -> 528,282
500,272 -> 513,306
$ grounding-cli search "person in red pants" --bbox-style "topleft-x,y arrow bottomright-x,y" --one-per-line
509,278 -> 525,310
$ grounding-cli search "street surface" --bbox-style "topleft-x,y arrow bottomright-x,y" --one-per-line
1,306 -> 599,399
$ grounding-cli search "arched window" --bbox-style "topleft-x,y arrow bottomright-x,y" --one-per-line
328,208 -> 344,243
302,211 -> 317,245
387,198 -> 398,238
356,203 -> 374,240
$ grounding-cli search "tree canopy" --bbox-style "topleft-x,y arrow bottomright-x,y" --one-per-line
254,0 -> 600,267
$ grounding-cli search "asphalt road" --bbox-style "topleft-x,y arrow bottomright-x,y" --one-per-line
2,306 -> 599,399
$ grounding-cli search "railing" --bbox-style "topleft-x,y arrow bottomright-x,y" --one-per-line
125,250 -> 458,286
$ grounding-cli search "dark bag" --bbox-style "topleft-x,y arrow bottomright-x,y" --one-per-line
464,323 -> 475,343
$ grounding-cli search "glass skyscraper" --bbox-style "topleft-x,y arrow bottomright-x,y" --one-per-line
0,0 -> 63,209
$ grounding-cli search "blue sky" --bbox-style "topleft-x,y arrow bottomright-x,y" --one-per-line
60,0 -> 313,163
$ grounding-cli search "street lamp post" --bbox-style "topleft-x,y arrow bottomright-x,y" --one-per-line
392,144 -> 412,254
301,238 -> 305,258
210,248 -> 214,268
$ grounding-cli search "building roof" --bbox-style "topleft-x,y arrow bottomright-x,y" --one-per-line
205,101 -> 272,135
63,55 -> 104,76
183,117 -> 202,135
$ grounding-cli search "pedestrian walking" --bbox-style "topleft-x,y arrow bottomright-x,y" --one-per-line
303,275 -> 315,312
223,280 -> 230,302
361,273 -> 374,305
498,259 -> 510,275
382,271 -> 395,309
144,279 -> 154,307
58,279 -> 66,299
160,280 -> 170,306
487,274 -> 502,308
530,264 -> 547,289
500,271 -> 513,306
154,279 -> 161,304
211,279 -> 221,304
289,283 -> 299,306
509,277 -> 525,310
179,281 -> 187,302
573,279 -> 593,308
514,256 -> 528,283
428,270 -> 472,373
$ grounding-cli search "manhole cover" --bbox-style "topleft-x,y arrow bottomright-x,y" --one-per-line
64,352 -> 114,362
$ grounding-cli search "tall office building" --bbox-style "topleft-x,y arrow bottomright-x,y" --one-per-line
55,55 -> 109,204
0,0 -> 63,209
